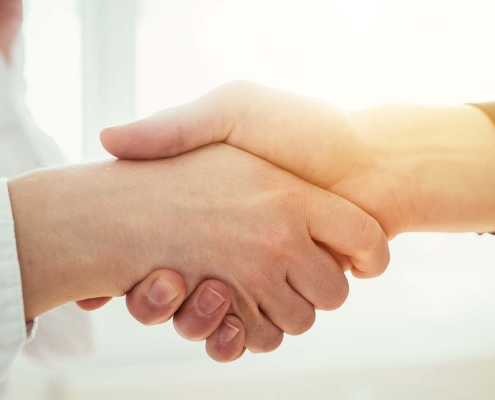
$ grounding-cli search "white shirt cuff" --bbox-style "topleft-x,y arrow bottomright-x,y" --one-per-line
0,178 -> 34,380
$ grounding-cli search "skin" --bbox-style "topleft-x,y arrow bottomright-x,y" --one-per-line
101,80 -> 495,358
0,0 -> 243,362
9,144 -> 389,355
102,81 -> 495,236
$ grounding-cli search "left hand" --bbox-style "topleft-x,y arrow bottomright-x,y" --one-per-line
100,81 -> 495,237
100,81 -> 405,238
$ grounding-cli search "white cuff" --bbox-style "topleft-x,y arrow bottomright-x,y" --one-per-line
0,178 -> 33,380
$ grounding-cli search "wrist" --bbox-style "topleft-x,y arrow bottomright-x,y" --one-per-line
8,173 -> 84,320
8,164 -> 131,320
350,104 -> 495,234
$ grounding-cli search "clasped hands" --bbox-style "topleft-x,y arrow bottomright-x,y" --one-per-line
101,81 -> 396,361
66,81 -> 495,362
10,82 -> 396,363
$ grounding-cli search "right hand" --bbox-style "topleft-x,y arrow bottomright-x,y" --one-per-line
9,144 -> 389,354
77,271 -> 246,363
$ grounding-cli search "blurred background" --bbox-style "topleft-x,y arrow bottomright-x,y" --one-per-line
4,0 -> 495,398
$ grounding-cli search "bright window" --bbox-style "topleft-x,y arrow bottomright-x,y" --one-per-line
22,0 -> 495,161
23,0 -> 83,162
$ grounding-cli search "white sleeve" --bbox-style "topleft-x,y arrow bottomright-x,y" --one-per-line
22,302 -> 98,363
0,178 -> 33,382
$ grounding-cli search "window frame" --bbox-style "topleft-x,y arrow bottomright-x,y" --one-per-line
81,0 -> 138,160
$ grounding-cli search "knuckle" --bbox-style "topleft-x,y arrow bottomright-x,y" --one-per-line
267,228 -> 298,260
254,220 -> 301,268
249,329 -> 284,354
237,270 -> 272,307
211,80 -> 260,141
248,279 -> 267,307
317,277 -> 349,311
354,215 -> 384,255
277,187 -> 305,211
286,309 -> 316,336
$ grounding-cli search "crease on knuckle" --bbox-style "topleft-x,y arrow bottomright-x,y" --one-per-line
317,277 -> 349,311
249,328 -> 284,354
354,215 -> 383,257
286,310 -> 316,336
263,223 -> 300,264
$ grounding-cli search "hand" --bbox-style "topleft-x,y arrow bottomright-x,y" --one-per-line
1,0 -> 239,362
101,81 -> 400,236
8,144 -> 389,355
77,271 -> 244,363
101,81 -> 495,236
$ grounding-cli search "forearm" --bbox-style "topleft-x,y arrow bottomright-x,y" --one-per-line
9,169 -> 97,320
8,162 -> 144,320
98,82 -> 495,236
351,104 -> 495,234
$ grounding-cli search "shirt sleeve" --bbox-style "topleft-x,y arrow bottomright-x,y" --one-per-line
22,303 -> 97,364
0,178 -> 35,382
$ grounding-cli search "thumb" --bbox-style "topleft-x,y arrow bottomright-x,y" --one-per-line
306,187 -> 390,278
100,84 -> 245,160
101,81 -> 354,193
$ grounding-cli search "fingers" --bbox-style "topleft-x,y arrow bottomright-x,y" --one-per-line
305,188 -> 390,278
127,274 -> 248,363
243,311 -> 284,354
205,315 -> 246,363
173,280 -> 233,342
77,267 -> 282,361
286,243 -> 350,311
126,269 -> 187,326
100,81 -> 354,191
258,283 -> 316,335
76,297 -> 112,311
173,280 -> 287,354
100,83 -> 239,159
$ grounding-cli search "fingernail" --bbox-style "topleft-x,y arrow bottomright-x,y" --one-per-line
148,279 -> 179,305
197,287 -> 225,316
218,321 -> 239,344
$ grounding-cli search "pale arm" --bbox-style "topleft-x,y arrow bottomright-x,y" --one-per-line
348,103 -> 495,235
101,82 -> 495,238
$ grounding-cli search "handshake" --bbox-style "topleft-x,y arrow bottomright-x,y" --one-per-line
9,82 -> 495,362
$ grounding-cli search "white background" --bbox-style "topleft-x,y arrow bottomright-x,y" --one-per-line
7,0 -> 495,399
